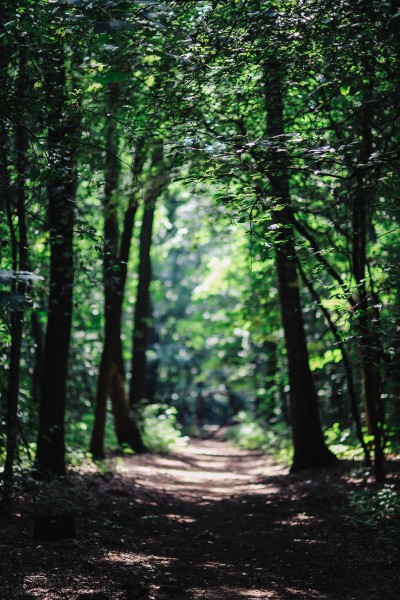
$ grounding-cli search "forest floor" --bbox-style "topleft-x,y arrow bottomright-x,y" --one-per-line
1,436 -> 399,600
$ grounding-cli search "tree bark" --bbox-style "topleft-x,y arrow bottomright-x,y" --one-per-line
130,144 -> 168,407
90,138 -> 147,459
351,81 -> 385,481
35,43 -> 79,475
3,47 -> 29,498
263,61 -> 337,471
297,263 -> 372,466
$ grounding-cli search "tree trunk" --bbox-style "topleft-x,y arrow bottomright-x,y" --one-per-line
103,83 -> 121,324
110,364 -> 146,450
298,263 -> 372,466
35,43 -> 79,475
90,139 -> 147,459
29,312 -> 43,429
3,48 -> 28,498
130,144 -> 168,406
259,341 -> 278,421
263,61 -> 337,471
129,202 -> 156,405
351,81 -> 385,481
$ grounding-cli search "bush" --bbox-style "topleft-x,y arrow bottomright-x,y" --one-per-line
224,411 -> 293,465
347,484 -> 400,533
140,403 -> 189,453
323,422 -> 366,460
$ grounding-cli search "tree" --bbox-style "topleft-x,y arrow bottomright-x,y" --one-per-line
35,39 -> 80,475
262,60 -> 337,471
90,138 -> 148,459
130,143 -> 169,406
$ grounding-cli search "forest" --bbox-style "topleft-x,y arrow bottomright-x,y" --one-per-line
0,1 -> 400,599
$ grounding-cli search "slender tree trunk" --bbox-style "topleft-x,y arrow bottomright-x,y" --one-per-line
130,144 -> 168,406
351,81 -> 385,481
3,48 -> 28,498
90,140 -> 147,459
29,312 -> 43,428
103,83 -> 121,323
263,61 -> 337,471
129,201 -> 156,405
145,300 -> 160,405
264,341 -> 278,421
102,88 -> 147,451
254,341 -> 278,420
36,44 -> 79,475
298,263 -> 372,466
0,37 -> 13,499
0,22 -> 10,216
109,347 -> 145,450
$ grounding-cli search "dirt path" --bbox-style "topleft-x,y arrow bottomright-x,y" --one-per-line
1,439 -> 399,599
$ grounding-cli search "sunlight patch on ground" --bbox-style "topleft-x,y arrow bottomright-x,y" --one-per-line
24,575 -> 48,583
256,484 -> 283,494
284,587 -> 329,598
278,512 -> 323,527
23,574 -> 49,597
191,587 -> 279,599
235,590 -> 278,598
165,513 -> 197,523
160,467 -> 256,483
105,551 -> 176,568
111,445 -> 290,504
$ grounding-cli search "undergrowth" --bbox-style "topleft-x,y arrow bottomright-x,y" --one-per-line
347,483 -> 400,530
225,412 -> 400,467
139,403 -> 189,454
0,402 -> 188,483
224,411 -> 293,465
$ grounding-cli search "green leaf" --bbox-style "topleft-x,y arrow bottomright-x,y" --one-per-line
93,71 -> 130,85
94,20 -> 136,34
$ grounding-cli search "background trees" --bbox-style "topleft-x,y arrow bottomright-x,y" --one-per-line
1,0 -> 400,493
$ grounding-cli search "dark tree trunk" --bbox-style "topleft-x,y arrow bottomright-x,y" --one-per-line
263,61 -> 337,472
0,23 -> 10,216
90,139 -> 147,459
195,393 -> 206,429
130,144 -> 168,407
351,82 -> 385,481
129,202 -> 156,405
144,298 -> 159,404
36,44 -> 79,475
298,263 -> 372,466
255,340 -> 278,422
1,40 -> 14,499
109,358 -> 145,450
103,83 -> 121,323
3,48 -> 28,498
29,312 -> 44,429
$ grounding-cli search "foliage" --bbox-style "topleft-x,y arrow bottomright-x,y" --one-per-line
323,423 -> 367,461
140,403 -> 189,454
224,411 -> 293,466
347,483 -> 400,538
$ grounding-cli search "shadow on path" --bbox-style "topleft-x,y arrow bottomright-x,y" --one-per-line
1,439 -> 399,599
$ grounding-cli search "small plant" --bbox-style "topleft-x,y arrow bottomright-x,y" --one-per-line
347,484 -> 400,532
140,403 -> 189,453
224,411 -> 293,465
324,422 -> 398,461
323,422 -> 366,460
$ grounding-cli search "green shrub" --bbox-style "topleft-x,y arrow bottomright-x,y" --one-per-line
347,484 -> 400,532
324,422 -> 400,461
323,422 -> 366,460
141,403 -> 189,453
224,411 -> 293,465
